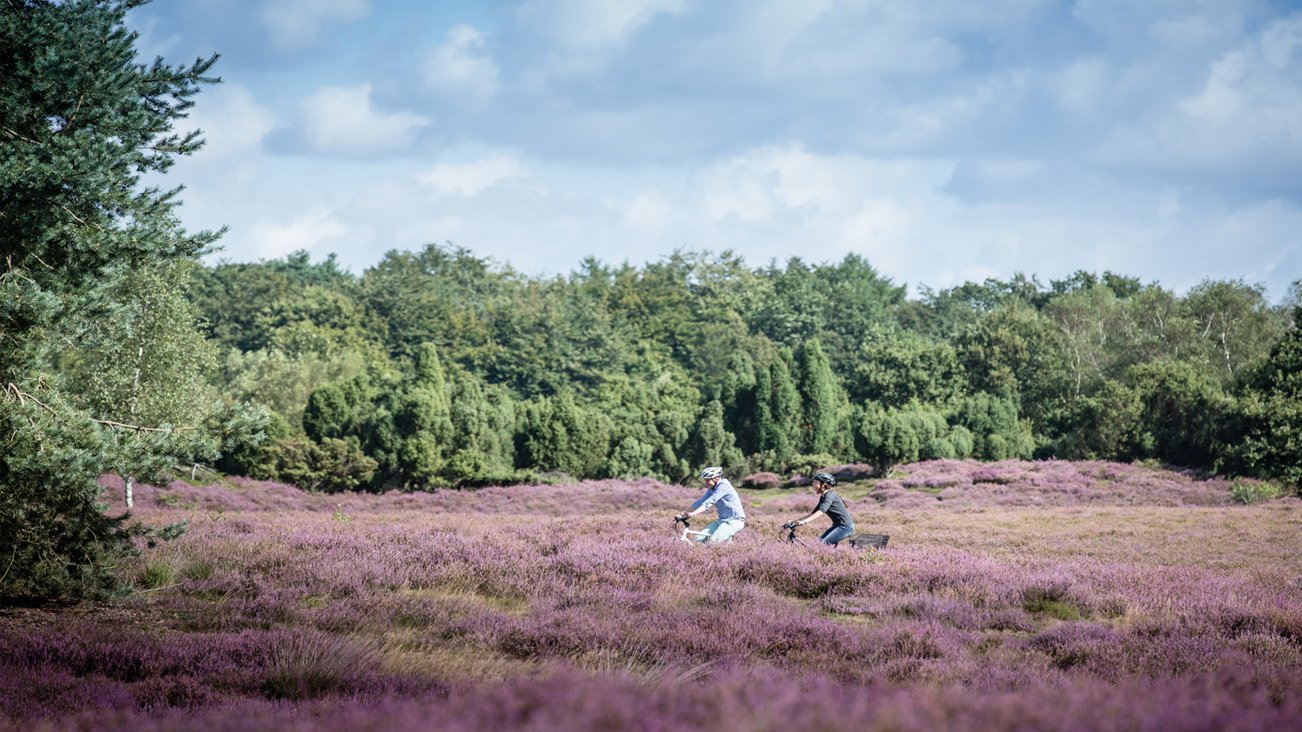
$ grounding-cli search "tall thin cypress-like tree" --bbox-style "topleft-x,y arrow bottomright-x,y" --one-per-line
795,339 -> 839,455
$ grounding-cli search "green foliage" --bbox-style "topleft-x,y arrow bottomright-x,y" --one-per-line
688,399 -> 741,471
1052,379 -> 1143,460
1229,479 -> 1284,505
755,350 -> 801,467
261,436 -> 378,493
855,403 -> 971,473
1124,361 -> 1230,468
1183,279 -> 1287,384
1,399 -> 133,598
787,453 -> 841,479
185,246 -> 1294,489
1220,309 -> 1302,485
794,339 -> 841,455
952,393 -> 1035,461
515,392 -> 611,479
303,383 -> 351,442
851,327 -> 967,409
0,0 -> 227,599
395,344 -> 454,485
955,302 -> 1070,429
717,351 -> 760,455
214,409 -> 287,478
63,262 -> 217,426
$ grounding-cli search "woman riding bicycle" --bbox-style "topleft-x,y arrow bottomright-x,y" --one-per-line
785,472 -> 855,546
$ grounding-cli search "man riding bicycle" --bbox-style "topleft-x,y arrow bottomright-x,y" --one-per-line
676,467 -> 746,543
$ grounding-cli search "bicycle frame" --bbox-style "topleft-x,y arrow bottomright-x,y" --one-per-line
779,523 -> 808,546
674,516 -> 712,543
781,523 -> 888,550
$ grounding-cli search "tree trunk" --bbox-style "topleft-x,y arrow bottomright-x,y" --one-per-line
125,475 -> 134,509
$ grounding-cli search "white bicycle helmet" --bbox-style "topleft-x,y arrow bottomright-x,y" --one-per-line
699,466 -> 724,481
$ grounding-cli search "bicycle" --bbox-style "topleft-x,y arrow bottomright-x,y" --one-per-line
779,521 -> 808,546
779,521 -> 889,550
674,515 -> 712,543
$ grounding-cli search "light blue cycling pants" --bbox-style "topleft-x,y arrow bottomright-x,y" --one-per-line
697,518 -> 745,543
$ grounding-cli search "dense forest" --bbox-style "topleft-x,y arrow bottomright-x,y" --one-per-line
182,245 -> 1301,491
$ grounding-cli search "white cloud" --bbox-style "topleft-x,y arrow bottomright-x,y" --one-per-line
519,0 -> 685,49
247,207 -> 348,260
297,84 -> 429,156
261,0 -> 370,49
1101,13 -> 1302,174
130,0 -> 1299,302
418,153 -> 527,196
187,85 -> 275,160
1051,57 -> 1110,116
423,24 -> 500,102
623,191 -> 673,234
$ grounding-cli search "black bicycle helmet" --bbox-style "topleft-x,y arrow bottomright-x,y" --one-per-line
813,471 -> 836,486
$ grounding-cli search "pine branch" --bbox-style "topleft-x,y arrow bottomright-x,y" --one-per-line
4,383 -> 195,433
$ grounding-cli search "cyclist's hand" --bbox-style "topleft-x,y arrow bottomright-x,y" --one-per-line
675,513 -> 688,522
782,521 -> 797,530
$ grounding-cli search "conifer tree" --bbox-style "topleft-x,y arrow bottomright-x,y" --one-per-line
756,350 -> 800,466
1,0 -> 237,598
396,344 -> 454,485
795,339 -> 839,455
689,399 -> 738,469
718,351 -> 759,454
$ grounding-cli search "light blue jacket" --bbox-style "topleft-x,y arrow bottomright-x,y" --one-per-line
690,478 -> 746,521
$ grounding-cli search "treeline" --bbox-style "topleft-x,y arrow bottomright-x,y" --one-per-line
189,245 -> 1301,489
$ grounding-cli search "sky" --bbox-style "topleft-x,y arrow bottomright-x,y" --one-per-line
130,0 -> 1302,301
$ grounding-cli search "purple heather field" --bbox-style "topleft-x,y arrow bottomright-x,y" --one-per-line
2,461 -> 1300,731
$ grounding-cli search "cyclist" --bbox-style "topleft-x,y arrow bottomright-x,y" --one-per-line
785,472 -> 855,546
676,467 -> 746,543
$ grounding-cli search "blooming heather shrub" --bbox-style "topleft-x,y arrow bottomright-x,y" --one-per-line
826,463 -> 875,482
879,459 -> 1246,507
1026,622 -> 1127,675
741,472 -> 781,488
9,469 -> 1302,731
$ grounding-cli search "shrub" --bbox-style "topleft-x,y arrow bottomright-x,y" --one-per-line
742,472 -> 782,489
1230,479 -> 1284,505
140,563 -> 176,590
261,631 -> 380,700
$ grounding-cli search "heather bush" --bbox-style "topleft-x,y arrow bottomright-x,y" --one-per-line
741,472 -> 782,488
4,466 -> 1300,730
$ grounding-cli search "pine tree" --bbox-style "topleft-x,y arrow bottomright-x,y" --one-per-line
689,399 -> 737,469
795,339 -> 839,455
719,351 -> 759,454
396,344 -> 454,485
1,0 -> 231,598
756,350 -> 800,467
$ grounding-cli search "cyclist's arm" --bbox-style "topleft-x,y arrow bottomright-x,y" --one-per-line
683,489 -> 718,517
794,509 -> 824,526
